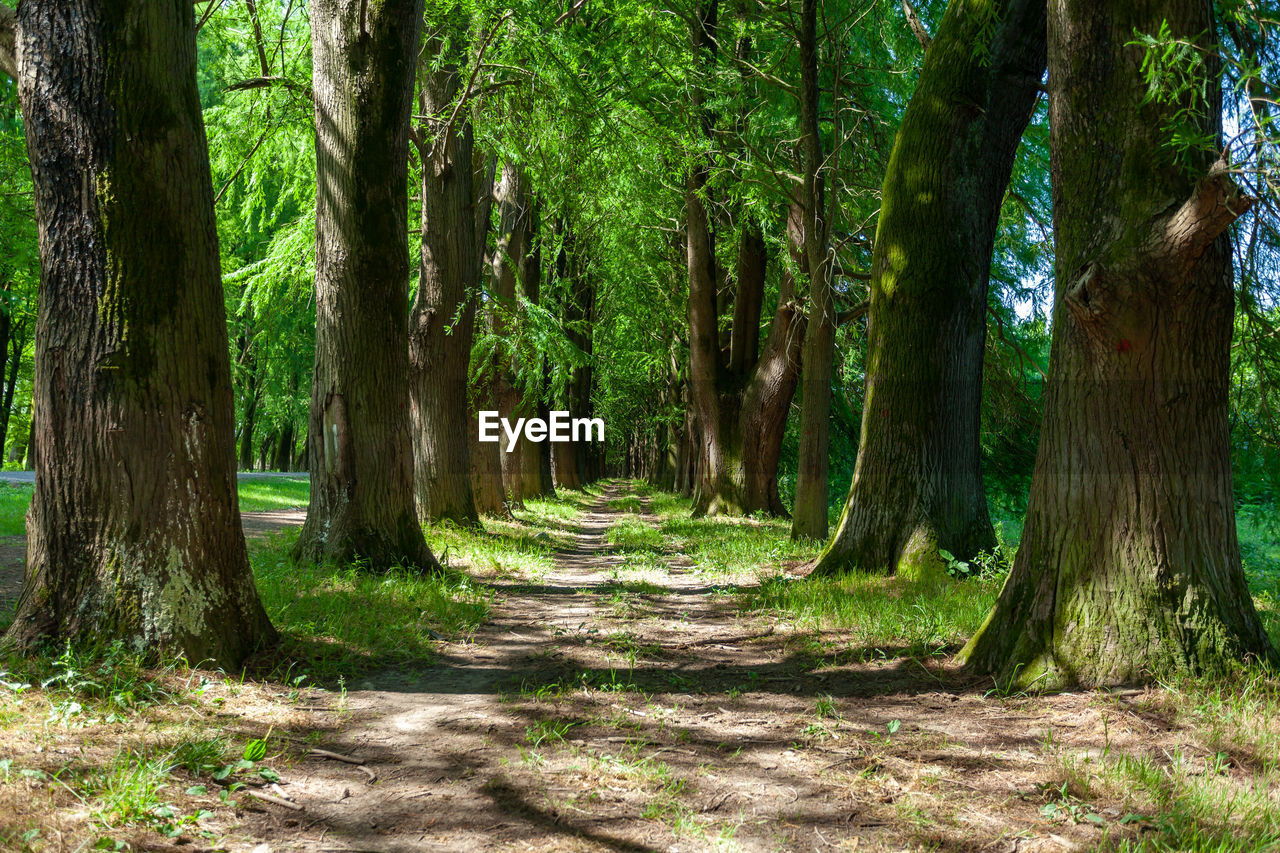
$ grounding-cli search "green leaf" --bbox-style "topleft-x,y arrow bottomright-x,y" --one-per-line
186,785 -> 208,796
258,767 -> 280,783
886,719 -> 901,735
243,739 -> 268,761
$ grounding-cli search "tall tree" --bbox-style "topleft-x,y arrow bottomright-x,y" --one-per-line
409,27 -> 481,527
5,0 -> 274,666
812,0 -> 1046,576
959,0 -> 1278,686
295,0 -> 438,571
685,0 -> 806,517
790,0 -> 835,540
491,160 -> 532,508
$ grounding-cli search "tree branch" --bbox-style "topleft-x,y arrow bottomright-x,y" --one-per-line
0,3 -> 16,81
1152,158 -> 1255,267
836,299 -> 870,326
227,76 -> 312,100
900,0 -> 932,51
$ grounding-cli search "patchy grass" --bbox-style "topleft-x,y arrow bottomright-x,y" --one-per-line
0,641 -> 326,851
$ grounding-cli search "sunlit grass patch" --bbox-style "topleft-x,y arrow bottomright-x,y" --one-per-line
432,518 -> 561,577
608,516 -> 665,552
236,476 -> 309,511
0,483 -> 30,536
741,573 -> 1001,656
660,516 -> 818,578
252,530 -> 491,680
516,492 -> 587,528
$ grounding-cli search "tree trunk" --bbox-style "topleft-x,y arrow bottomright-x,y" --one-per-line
491,161 -> 530,508
237,340 -> 259,471
791,0 -> 836,541
469,150 -> 506,515
0,303 -> 18,454
684,1 -> 802,517
517,199 -> 551,499
273,420 -> 295,472
688,213 -> 804,516
958,0 -> 1277,687
813,0 -> 1045,577
6,0 -> 275,666
409,34 -> 480,527
295,0 -> 437,571
0,330 -> 20,454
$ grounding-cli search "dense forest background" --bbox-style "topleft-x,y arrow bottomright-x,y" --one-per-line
1,0 -> 1276,542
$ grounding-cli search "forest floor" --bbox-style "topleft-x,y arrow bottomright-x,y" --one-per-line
1,481 -> 1279,851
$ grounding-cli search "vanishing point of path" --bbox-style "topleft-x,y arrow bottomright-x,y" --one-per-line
240,485 -> 1157,853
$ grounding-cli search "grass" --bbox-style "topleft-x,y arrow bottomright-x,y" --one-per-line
235,476 -> 310,512
742,572 -> 1002,657
0,476 -> 309,533
250,529 -> 493,681
0,484 -> 29,536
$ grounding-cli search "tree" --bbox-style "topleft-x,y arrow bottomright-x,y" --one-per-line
959,0 -> 1278,686
812,0 -> 1046,577
490,159 -> 533,507
684,0 -> 806,517
295,0 -> 439,571
5,0 -> 274,666
790,0 -> 835,540
409,25 -> 481,527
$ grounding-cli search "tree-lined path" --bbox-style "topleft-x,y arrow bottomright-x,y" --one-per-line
228,483 -> 1207,852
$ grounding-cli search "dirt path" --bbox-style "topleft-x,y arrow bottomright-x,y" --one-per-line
239,486 -> 1150,853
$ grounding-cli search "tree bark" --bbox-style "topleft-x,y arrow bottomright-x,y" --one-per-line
409,34 -> 480,527
295,0 -> 437,571
6,0 -> 275,666
813,0 -> 1045,577
959,0 -> 1277,687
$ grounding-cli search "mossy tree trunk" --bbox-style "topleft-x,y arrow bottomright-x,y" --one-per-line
959,0 -> 1277,687
813,0 -> 1045,577
6,0 -> 275,667
409,32 -> 480,528
295,0 -> 437,571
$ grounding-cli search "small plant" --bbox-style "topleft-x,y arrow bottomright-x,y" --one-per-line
814,695 -> 840,720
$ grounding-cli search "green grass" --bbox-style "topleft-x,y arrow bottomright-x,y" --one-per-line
0,477 -> 310,535
236,476 -> 310,511
0,483 -> 29,536
742,572 -> 1001,656
250,529 -> 493,681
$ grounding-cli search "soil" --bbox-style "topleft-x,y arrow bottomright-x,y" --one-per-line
224,487 -> 1166,852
